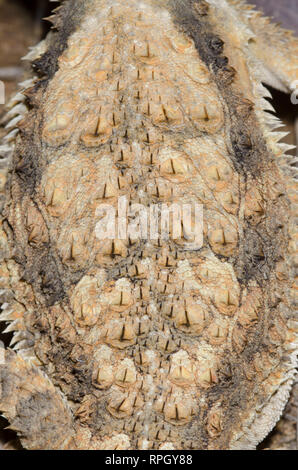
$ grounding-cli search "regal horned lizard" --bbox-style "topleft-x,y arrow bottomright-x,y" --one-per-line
0,0 -> 297,450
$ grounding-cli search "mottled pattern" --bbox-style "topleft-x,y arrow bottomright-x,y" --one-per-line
0,0 -> 297,450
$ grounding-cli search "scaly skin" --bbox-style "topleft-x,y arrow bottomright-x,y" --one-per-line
0,0 -> 297,450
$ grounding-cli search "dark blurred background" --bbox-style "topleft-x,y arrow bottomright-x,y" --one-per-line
253,0 -> 298,35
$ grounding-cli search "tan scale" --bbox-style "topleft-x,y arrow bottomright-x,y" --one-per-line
0,0 -> 297,451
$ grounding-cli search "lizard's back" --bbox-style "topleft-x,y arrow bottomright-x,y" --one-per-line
0,0 -> 297,450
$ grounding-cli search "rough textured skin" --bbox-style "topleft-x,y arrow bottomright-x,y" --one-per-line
0,0 -> 297,450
